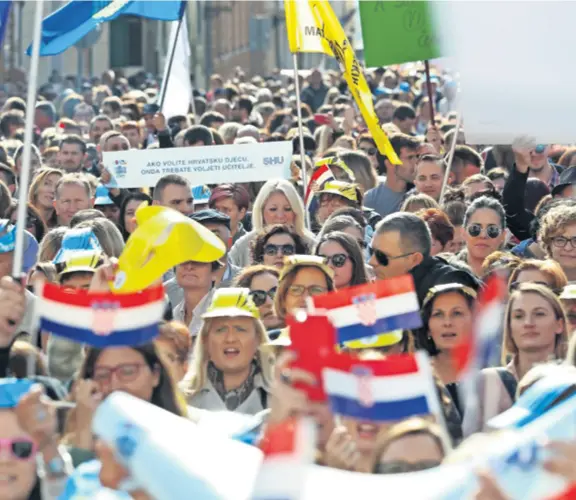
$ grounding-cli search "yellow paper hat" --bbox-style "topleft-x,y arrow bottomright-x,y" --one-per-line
113,205 -> 225,293
343,331 -> 403,350
57,250 -> 103,277
314,156 -> 356,181
202,288 -> 259,319
317,180 -> 358,203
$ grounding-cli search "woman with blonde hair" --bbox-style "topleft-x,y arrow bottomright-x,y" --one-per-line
338,150 -> 378,193
229,179 -> 314,268
28,167 -> 63,228
463,283 -> 568,436
185,288 -> 274,414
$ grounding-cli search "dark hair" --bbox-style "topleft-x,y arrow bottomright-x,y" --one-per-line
327,206 -> 367,229
0,162 -> 15,186
417,208 -> 454,247
6,202 -> 46,242
59,134 -> 87,154
419,154 -> 447,172
238,95 -> 254,115
69,209 -> 106,227
102,95 -> 122,113
79,343 -> 185,417
119,192 -> 152,240
463,195 -> 506,229
314,231 -> 368,286
234,264 -> 280,288
451,144 -> 483,170
0,109 -> 24,137
392,104 -> 416,121
376,212 -> 432,258
251,224 -> 308,264
35,101 -> 56,122
153,174 -> 190,202
291,133 -> 316,155
90,114 -> 113,130
525,178 -> 550,214
318,214 -> 364,241
442,200 -> 466,227
209,183 -> 250,212
199,111 -> 225,129
486,167 -> 509,182
183,125 -> 214,146
418,287 -> 476,355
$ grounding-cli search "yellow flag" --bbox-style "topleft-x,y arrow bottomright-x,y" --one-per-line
308,0 -> 401,164
285,0 -> 333,55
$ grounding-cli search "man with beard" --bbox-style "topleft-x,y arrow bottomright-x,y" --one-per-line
56,135 -> 86,173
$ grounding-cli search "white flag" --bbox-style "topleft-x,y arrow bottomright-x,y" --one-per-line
160,20 -> 192,120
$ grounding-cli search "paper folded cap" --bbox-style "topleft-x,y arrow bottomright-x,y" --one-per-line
52,227 -> 103,265
317,180 -> 358,203
202,288 -> 260,319
191,185 -> 211,205
344,331 -> 403,349
57,249 -> 103,277
94,184 -> 114,206
189,209 -> 230,230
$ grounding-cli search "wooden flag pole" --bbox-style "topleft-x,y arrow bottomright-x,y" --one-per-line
424,60 -> 436,127
439,112 -> 462,202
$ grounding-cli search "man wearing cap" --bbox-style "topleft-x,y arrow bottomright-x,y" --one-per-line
94,185 -> 120,225
165,209 -> 240,307
142,103 -> 160,148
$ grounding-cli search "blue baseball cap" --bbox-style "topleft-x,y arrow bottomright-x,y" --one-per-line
94,185 -> 114,206
0,220 -> 38,273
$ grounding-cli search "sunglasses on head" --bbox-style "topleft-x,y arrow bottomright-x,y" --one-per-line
250,287 -> 277,306
0,437 -> 37,461
369,247 -> 414,266
320,253 -> 349,268
264,244 -> 295,257
466,223 -> 502,239
361,147 -> 377,156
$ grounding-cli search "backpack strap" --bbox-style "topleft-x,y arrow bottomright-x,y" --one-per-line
259,388 -> 268,409
495,367 -> 518,402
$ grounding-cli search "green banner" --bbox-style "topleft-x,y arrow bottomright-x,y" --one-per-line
359,1 -> 441,67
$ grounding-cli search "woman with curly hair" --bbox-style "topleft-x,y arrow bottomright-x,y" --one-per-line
251,224 -> 308,269
538,204 -> 576,282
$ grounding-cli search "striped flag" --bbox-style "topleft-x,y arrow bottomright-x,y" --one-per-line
36,282 -> 166,347
310,275 -> 422,344
253,417 -> 316,500
322,351 -> 442,422
304,163 -> 334,210
285,0 -> 332,55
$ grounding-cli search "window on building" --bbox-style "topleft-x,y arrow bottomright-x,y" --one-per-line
109,16 -> 143,67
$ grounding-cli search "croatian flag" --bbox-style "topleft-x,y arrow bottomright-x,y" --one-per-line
36,282 -> 166,347
304,163 -> 334,210
322,351 -> 442,422
253,417 -> 316,500
310,275 -> 422,344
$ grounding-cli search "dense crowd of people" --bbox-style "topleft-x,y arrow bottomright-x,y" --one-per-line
0,60 -> 576,499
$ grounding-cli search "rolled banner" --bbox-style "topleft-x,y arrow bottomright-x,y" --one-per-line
93,392 -> 263,499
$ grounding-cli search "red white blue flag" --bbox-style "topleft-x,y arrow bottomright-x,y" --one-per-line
322,351 -> 441,422
304,163 -> 334,210
310,275 -> 422,344
36,282 -> 166,347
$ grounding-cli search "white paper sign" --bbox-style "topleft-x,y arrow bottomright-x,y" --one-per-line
102,142 -> 292,188
432,2 -> 576,144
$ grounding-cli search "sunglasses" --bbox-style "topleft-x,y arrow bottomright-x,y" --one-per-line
288,284 -> 327,297
375,460 -> 441,474
250,287 -> 277,306
466,223 -> 502,239
361,147 -> 377,156
264,244 -> 295,257
320,253 -> 349,268
369,247 -> 414,266
0,437 -> 37,461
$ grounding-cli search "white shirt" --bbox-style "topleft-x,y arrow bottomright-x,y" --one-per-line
172,289 -> 215,341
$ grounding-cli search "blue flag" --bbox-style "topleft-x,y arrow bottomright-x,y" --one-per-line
28,0 -> 185,56
0,1 -> 11,46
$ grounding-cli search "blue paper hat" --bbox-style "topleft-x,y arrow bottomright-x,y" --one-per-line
53,227 -> 103,265
0,220 -> 38,273
0,378 -> 33,409
192,185 -> 211,205
94,185 -> 114,206
0,220 -> 16,254
488,371 -> 576,429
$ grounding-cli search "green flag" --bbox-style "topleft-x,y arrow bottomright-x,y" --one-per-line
359,1 -> 441,67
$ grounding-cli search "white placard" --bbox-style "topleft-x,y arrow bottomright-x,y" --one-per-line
103,141 -> 292,188
432,2 -> 576,144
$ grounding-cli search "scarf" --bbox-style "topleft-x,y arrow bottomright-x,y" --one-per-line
207,360 -> 260,411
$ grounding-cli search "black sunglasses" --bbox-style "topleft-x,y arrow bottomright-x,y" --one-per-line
264,244 -> 295,257
466,223 -> 501,239
369,247 -> 413,266
320,253 -> 349,268
361,147 -> 377,156
250,287 -> 277,306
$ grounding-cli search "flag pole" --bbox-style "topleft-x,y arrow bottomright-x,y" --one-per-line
17,0 -> 44,378
424,60 -> 436,128
159,8 -> 186,110
292,53 -> 310,230
439,112 -> 462,202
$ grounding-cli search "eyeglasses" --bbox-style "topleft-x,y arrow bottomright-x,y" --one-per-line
369,247 -> 414,266
250,287 -> 277,306
375,460 -> 441,474
0,437 -> 37,461
360,147 -> 377,156
288,284 -> 327,297
92,363 -> 147,384
552,236 -> 576,249
466,223 -> 502,239
264,244 -> 295,257
320,253 -> 349,268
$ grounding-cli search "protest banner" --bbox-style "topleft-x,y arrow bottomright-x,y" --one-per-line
102,141 -> 292,188
432,1 -> 576,144
359,1 -> 441,67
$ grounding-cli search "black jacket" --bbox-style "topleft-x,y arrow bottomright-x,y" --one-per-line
410,256 -> 481,306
